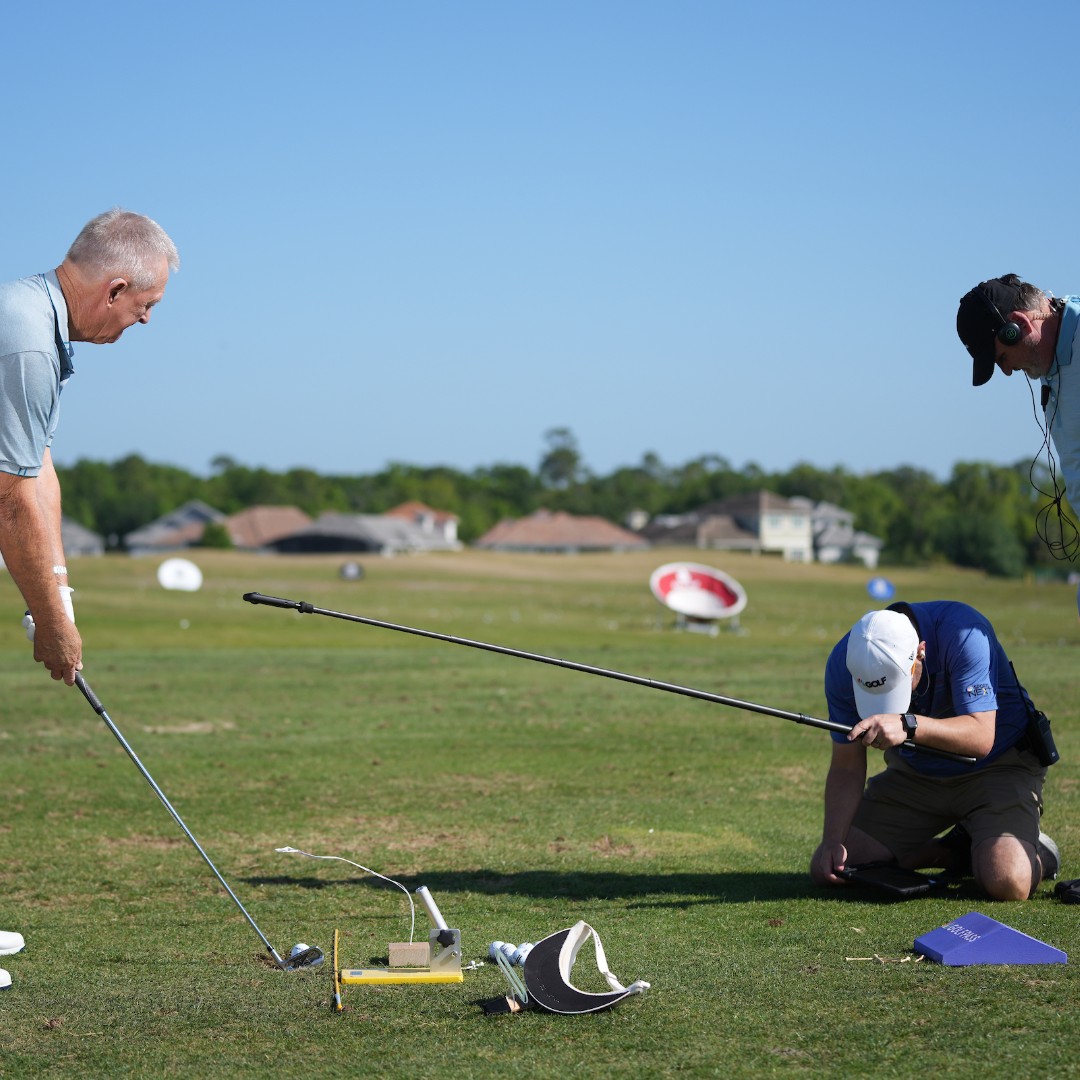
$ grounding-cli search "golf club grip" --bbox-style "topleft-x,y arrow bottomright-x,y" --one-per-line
243,591 -> 310,611
74,672 -> 105,714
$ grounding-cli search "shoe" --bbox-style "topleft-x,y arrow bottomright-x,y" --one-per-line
0,969 -> 9,990
938,824 -> 973,877
1038,832 -> 1060,881
0,932 -> 24,957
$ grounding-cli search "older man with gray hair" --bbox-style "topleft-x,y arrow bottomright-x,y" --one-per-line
0,209 -> 178,988
956,274 -> 1080,574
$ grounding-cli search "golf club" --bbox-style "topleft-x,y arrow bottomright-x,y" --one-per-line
73,672 -> 322,971
242,592 -> 977,765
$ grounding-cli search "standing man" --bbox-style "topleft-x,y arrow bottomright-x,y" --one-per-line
956,274 -> 1080,543
810,601 -> 1058,901
0,208 -> 179,987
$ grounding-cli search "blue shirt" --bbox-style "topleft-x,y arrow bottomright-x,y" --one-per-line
1045,296 -> 1080,506
824,601 -> 1029,777
0,271 -> 75,476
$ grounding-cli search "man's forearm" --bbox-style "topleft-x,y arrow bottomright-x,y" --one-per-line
0,473 -> 70,622
35,451 -> 66,568
820,762 -> 866,846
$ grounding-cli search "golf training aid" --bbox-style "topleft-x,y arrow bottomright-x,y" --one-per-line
73,673 -> 322,972
339,885 -> 464,991
242,592 -> 977,764
339,883 -> 464,986
274,849 -> 463,1002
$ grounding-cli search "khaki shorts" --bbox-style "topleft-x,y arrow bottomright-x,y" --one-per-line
851,746 -> 1046,861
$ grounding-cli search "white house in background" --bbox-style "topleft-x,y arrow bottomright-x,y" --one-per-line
639,490 -> 814,562
788,497 -> 884,569
382,501 -> 461,546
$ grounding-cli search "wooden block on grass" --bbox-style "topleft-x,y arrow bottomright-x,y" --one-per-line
388,941 -> 430,967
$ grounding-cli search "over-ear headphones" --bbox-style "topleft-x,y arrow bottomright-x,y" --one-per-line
997,319 -> 1022,347
975,287 -> 1022,347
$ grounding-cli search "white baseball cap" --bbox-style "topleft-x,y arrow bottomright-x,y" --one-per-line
845,609 -> 918,719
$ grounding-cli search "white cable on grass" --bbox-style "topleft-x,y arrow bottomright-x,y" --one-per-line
276,846 -> 417,943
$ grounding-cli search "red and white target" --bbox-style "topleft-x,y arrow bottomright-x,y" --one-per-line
649,562 -> 747,621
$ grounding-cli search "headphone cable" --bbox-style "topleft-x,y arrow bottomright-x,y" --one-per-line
1027,360 -> 1080,561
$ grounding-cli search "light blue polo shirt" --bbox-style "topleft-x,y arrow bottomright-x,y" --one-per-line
1044,297 -> 1080,507
0,271 -> 75,476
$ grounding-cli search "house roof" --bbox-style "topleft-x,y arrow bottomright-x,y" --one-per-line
695,514 -> 760,545
61,516 -> 105,553
269,512 -> 459,553
788,498 -> 855,530
852,531 -> 884,550
697,490 -> 806,518
640,512 -> 760,548
474,510 -> 650,551
383,500 -> 459,524
123,499 -> 227,551
226,505 -> 312,548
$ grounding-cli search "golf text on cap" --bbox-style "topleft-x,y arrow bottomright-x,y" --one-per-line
845,609 -> 919,719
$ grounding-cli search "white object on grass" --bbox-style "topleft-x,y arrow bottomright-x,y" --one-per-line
0,931 -> 24,956
488,940 -> 534,966
157,558 -> 203,592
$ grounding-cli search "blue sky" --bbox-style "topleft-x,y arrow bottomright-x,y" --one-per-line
5,1 -> 1077,483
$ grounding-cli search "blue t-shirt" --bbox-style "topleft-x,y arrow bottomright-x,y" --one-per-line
0,271 -> 75,476
824,600 -> 1029,777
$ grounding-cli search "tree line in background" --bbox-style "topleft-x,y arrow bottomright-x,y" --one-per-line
55,427 -> 1078,578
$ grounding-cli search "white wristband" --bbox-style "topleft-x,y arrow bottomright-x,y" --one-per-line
58,585 -> 75,624
53,565 -> 67,576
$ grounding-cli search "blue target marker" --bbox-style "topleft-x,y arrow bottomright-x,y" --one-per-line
867,577 -> 895,601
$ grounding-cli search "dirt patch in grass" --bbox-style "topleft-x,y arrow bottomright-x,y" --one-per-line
98,834 -> 188,852
139,721 -> 237,735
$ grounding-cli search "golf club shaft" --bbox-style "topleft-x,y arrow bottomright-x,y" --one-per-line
242,592 -> 977,765
74,672 -> 286,966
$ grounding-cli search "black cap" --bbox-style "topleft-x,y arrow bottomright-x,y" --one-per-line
956,276 -> 1027,386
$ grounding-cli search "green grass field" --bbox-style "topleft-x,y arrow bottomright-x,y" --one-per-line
0,549 -> 1076,1078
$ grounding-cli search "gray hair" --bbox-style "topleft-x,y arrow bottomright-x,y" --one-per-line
996,273 -> 1048,313
66,208 -> 180,289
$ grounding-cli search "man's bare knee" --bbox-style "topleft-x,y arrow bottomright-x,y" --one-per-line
978,874 -> 1033,901
973,837 -> 1038,901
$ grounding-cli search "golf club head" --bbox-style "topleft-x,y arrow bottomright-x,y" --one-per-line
280,945 -> 324,971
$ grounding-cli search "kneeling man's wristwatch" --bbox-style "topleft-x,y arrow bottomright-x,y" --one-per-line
901,713 -> 918,740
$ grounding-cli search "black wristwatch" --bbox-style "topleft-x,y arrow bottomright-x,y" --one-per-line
901,713 -> 918,740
